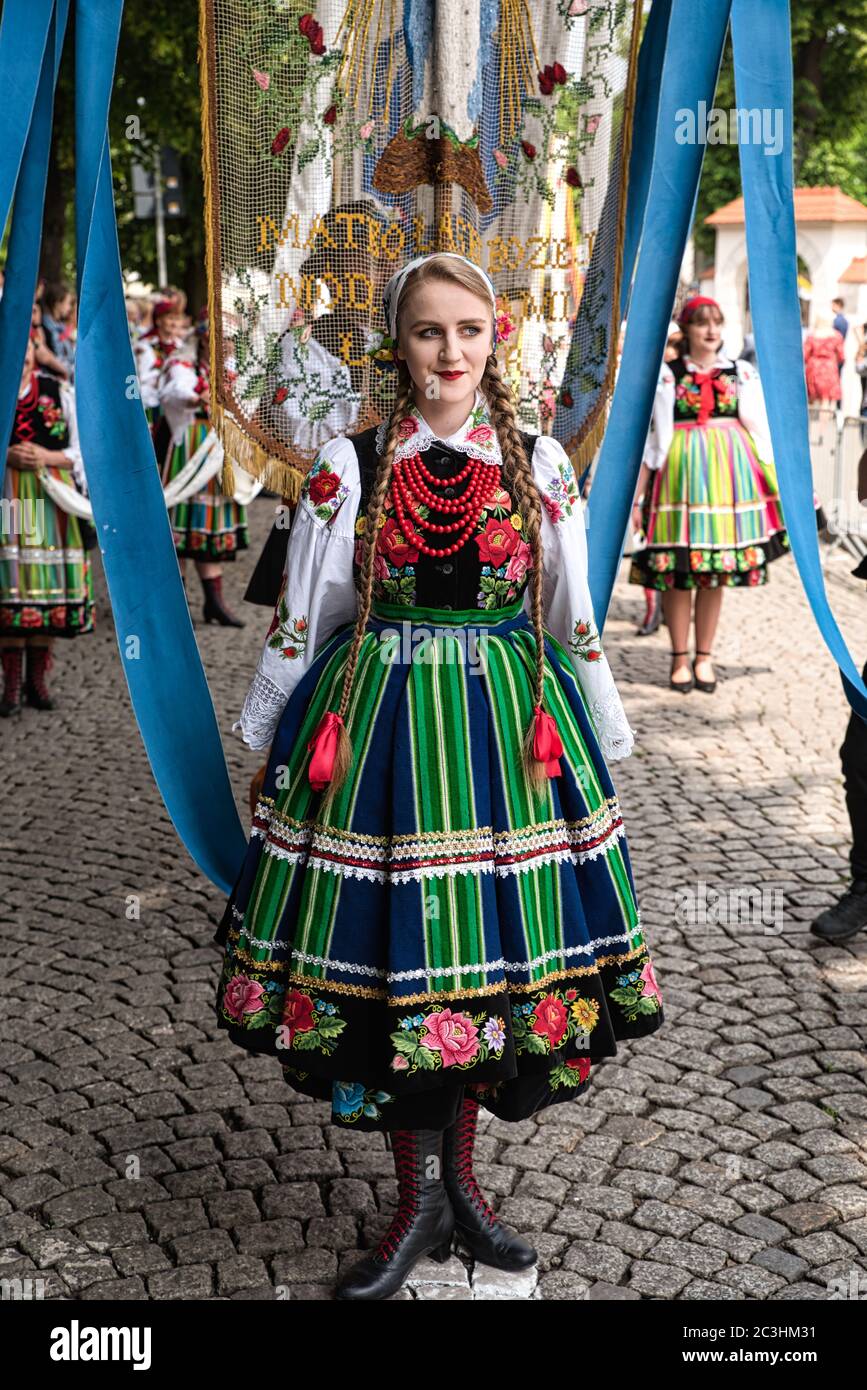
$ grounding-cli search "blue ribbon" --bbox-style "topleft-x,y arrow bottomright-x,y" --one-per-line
731,0 -> 867,720
588,0 -> 734,621
68,0 -> 247,892
0,0 -> 68,492
577,0 -> 672,497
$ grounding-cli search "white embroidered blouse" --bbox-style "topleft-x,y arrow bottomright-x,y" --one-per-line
235,392 -> 636,763
644,354 -> 774,469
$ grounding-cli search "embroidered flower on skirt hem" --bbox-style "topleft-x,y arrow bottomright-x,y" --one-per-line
214,600 -> 664,1129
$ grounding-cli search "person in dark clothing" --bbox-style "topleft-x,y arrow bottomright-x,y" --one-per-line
813,449 -> 867,942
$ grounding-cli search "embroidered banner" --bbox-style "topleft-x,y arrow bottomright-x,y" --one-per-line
200,0 -> 642,500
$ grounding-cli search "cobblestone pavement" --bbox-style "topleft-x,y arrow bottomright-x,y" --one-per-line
1,499 -> 866,1302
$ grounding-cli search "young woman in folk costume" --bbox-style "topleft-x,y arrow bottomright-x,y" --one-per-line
630,296 -> 791,694
212,252 -> 664,1301
157,310 -> 248,626
0,335 -> 94,715
133,298 -> 186,465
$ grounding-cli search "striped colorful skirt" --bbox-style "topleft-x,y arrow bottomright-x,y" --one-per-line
213,599 -> 664,1131
161,420 -> 248,562
629,418 -> 790,590
0,465 -> 95,637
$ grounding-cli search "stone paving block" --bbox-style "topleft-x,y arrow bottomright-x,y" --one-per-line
632,1200 -> 702,1238
538,1271 -> 592,1300
628,1261 -> 692,1297
235,1219 -> 304,1258
169,1228 -> 237,1264
786,1231 -> 861,1265
561,1239 -> 631,1284
148,1264 -> 215,1300
42,1187 -> 117,1226
113,1243 -> 173,1277
645,1237 -> 728,1277
681,1278 -> 745,1300
769,1202 -> 839,1235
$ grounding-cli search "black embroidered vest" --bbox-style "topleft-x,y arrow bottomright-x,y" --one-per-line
347,425 -> 538,611
10,374 -> 70,450
670,356 -> 741,422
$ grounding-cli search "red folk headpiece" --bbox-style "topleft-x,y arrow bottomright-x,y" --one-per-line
677,295 -> 721,329
151,298 -> 176,323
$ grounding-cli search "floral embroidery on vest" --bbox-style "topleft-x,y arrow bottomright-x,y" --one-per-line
36,393 -> 69,442
476,498 -> 533,608
673,365 -> 738,420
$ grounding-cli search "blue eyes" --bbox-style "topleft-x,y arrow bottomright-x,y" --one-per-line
418,326 -> 481,338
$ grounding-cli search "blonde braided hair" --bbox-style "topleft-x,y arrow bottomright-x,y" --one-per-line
317,258 -> 555,805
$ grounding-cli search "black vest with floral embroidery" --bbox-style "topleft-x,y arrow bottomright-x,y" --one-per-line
347,426 -> 538,611
10,374 -> 70,450
670,356 -> 740,422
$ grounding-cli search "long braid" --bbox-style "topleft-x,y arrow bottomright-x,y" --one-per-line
317,370 -> 416,805
481,356 -> 554,789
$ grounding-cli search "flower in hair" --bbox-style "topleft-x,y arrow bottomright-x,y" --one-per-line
364,327 -> 398,365
495,310 -> 515,346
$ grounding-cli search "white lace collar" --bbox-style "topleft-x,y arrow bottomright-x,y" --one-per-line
375,387 -> 503,467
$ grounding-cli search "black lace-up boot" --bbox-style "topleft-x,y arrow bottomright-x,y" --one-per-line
0,646 -> 24,716
335,1128 -> 455,1300
200,572 -> 245,627
443,1092 -> 537,1270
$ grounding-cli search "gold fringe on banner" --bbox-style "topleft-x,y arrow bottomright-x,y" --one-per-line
198,1 -> 305,505
564,0 -> 644,479
212,403 -> 304,504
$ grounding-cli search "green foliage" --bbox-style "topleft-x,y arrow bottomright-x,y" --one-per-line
695,4 -> 867,259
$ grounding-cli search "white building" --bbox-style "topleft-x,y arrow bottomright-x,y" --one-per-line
702,185 -> 867,415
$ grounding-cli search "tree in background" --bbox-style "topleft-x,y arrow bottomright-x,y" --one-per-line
695,1 -> 867,262
40,5 -> 204,308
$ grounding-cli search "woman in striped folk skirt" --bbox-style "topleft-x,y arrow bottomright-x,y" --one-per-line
0,336 -> 94,715
629,295 -> 790,694
213,253 -> 664,1298
158,317 -> 248,626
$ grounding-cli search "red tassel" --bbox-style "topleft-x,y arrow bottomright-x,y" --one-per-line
307,711 -> 344,791
531,703 -> 563,777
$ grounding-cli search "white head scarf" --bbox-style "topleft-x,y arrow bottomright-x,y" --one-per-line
382,252 -> 498,354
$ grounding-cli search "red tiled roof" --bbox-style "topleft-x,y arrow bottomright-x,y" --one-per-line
706,185 -> 867,226
840,255 -> 867,284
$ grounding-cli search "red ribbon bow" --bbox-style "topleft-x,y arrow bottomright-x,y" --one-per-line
532,704 -> 563,777
306,711 -> 345,791
691,369 -> 728,427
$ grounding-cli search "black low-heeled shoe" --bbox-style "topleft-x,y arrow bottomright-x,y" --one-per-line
669,649 -> 693,693
692,648 -> 717,693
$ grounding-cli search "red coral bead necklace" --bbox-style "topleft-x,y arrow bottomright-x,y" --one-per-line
390,450 -> 501,557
